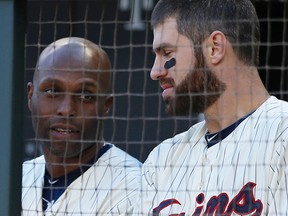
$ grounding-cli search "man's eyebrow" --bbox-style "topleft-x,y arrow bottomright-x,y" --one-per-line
80,82 -> 98,90
39,77 -> 99,89
153,43 -> 176,53
76,78 -> 100,89
38,77 -> 60,84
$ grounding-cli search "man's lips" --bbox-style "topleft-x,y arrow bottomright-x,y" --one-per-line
160,83 -> 174,97
52,128 -> 75,134
49,123 -> 80,139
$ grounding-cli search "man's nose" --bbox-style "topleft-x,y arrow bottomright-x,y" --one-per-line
56,94 -> 76,117
150,57 -> 168,80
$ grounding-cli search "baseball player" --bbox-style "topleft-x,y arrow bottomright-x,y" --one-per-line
21,37 -> 141,215
137,0 -> 288,215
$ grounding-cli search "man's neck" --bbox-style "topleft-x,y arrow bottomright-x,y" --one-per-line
44,143 -> 103,179
204,90 -> 269,133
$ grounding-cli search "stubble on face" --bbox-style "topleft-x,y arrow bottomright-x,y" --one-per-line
164,49 -> 226,116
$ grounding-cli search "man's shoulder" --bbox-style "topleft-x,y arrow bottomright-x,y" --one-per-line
261,96 -> 288,113
145,120 -> 206,162
22,155 -> 45,177
22,155 -> 45,167
100,144 -> 142,168
95,144 -> 141,184
256,96 -> 288,125
158,120 -> 205,147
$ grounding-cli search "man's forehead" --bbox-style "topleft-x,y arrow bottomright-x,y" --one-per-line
153,18 -> 178,37
35,70 -> 101,88
38,54 -> 99,71
153,19 -> 193,52
153,19 -> 179,45
34,63 -> 102,84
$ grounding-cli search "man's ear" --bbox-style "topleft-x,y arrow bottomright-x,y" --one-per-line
27,82 -> 33,111
104,95 -> 113,115
206,30 -> 227,65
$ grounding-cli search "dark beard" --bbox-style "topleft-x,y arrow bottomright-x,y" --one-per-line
164,51 -> 226,116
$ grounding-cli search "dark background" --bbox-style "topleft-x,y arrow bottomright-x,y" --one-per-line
24,0 -> 288,162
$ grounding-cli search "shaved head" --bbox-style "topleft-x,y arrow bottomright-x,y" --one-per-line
35,37 -> 112,94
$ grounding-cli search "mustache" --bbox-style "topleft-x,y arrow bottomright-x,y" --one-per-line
159,77 -> 175,87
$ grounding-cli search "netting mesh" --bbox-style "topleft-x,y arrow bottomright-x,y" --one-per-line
24,0 -> 287,161
24,0 -> 197,163
22,0 -> 288,215
24,0 -> 288,162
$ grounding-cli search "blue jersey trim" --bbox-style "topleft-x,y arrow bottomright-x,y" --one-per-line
205,111 -> 255,148
42,144 -> 112,210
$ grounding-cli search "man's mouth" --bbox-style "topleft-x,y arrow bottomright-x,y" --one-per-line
52,128 -> 74,134
160,78 -> 175,96
162,86 -> 174,96
160,82 -> 174,98
49,124 -> 80,140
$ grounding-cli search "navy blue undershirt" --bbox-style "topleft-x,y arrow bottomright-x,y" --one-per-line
42,144 -> 112,211
205,111 -> 254,148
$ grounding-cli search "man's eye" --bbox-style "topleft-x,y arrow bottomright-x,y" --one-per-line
45,88 -> 57,95
79,93 -> 97,102
163,51 -> 172,57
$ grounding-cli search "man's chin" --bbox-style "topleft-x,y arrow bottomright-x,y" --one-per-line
164,99 -> 176,116
164,96 -> 204,116
165,102 -> 190,116
41,142 -> 80,158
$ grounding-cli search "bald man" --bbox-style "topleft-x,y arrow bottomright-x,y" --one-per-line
22,37 -> 141,216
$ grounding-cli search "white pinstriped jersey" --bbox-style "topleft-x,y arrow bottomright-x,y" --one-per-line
138,96 -> 288,215
22,144 -> 141,216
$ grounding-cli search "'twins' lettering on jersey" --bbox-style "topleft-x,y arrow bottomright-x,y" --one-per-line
153,182 -> 263,216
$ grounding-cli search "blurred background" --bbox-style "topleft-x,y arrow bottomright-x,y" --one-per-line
23,0 -> 288,162
0,0 -> 287,215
